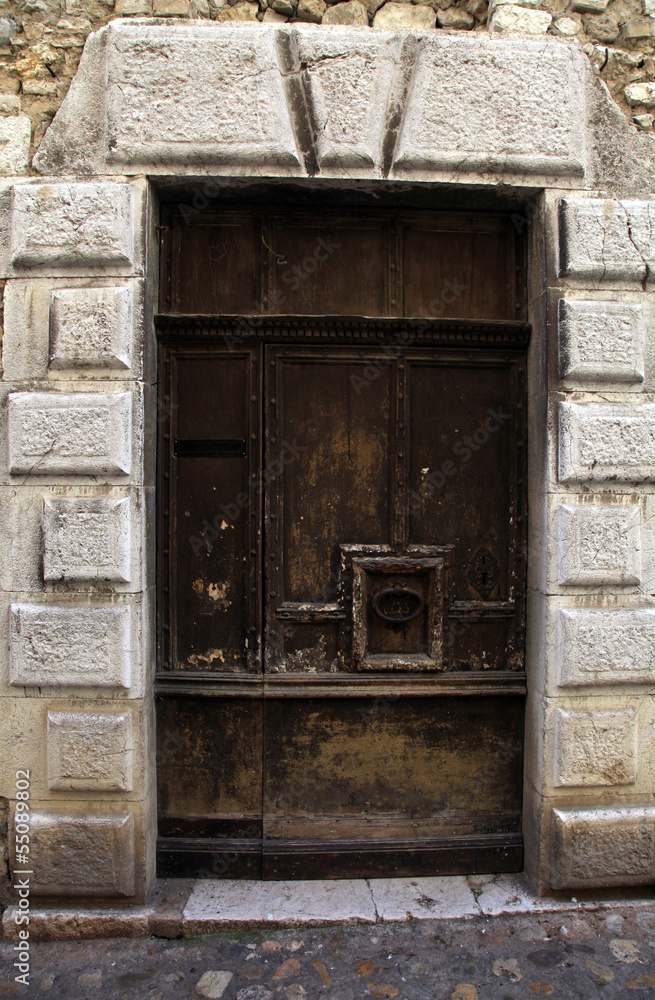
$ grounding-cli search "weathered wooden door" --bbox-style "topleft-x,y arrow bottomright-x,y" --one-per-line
156,204 -> 528,879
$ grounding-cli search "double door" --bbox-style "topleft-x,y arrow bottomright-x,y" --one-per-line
155,205 -> 528,879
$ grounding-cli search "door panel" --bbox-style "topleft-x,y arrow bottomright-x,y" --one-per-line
267,217 -> 391,316
156,694 -> 263,878
169,214 -> 260,315
401,223 -> 518,319
161,206 -> 525,322
265,351 -> 394,671
161,350 -> 261,674
261,696 -> 524,842
156,205 -> 528,881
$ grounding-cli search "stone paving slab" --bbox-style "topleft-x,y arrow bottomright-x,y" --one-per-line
368,876 -> 479,922
3,873 -> 655,942
183,878 -> 378,932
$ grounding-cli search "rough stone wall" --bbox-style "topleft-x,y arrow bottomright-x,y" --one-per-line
0,0 -> 653,178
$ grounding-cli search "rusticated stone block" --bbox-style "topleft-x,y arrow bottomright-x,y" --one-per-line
8,392 -> 131,476
553,708 -> 636,786
559,199 -> 655,282
47,710 -> 133,791
551,806 -> 655,888
557,504 -> 641,586
11,183 -> 134,269
50,286 -> 133,370
557,607 -> 655,686
395,37 -> 585,176
558,299 -> 645,383
105,24 -> 299,169
558,402 -> 655,483
9,604 -> 132,688
43,497 -> 131,583
26,811 -> 135,896
294,32 -> 402,170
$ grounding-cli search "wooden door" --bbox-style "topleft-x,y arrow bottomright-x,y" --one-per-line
156,204 -> 528,879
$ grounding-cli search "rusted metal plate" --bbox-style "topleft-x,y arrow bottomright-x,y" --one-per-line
156,205 -> 527,880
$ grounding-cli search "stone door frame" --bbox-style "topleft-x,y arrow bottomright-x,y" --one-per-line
2,20 -> 655,907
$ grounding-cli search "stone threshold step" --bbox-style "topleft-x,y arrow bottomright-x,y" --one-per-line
3,873 -> 655,942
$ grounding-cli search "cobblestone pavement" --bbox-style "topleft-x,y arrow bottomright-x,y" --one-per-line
3,904 -> 655,1000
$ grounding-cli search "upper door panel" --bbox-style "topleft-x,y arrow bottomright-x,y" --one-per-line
160,206 -> 525,322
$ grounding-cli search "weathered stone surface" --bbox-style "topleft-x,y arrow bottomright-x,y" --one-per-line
584,13 -> 619,41
293,31 -> 402,168
623,18 -> 655,40
551,807 -> 655,888
489,0 -> 543,9
489,5 -> 552,33
272,0 -> 294,15
195,971 -> 234,998
9,603 -> 132,688
0,17 -> 17,43
0,116 -> 31,175
368,876 -> 478,920
552,16 -> 580,34
472,872 -> 572,914
32,23 -> 302,174
558,299 -> 645,384
559,199 -> 655,282
2,904 -> 153,941
296,0 -> 326,19
8,392 -> 132,476
394,37 -> 585,176
373,1 -> 435,24
323,1 -> 368,23
11,183 -> 135,269
558,403 -> 655,484
625,82 -> 655,108
114,0 -> 151,12
153,0 -> 190,12
557,504 -> 641,586
50,286 -> 133,370
553,708 -> 637,786
436,6 -> 474,27
183,878 -> 376,931
557,607 -> 655,686
43,497 -> 131,582
47,710 -> 133,790
262,8 -> 289,20
2,279 -> 143,381
572,0 -> 607,10
25,811 -> 135,896
213,3 -> 260,20
105,23 -> 297,168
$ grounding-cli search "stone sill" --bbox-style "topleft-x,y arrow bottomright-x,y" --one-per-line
3,873 -> 655,942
